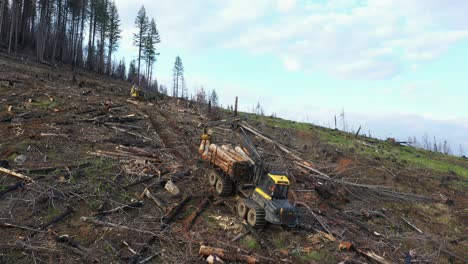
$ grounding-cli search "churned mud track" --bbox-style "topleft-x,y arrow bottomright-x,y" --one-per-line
140,105 -> 196,162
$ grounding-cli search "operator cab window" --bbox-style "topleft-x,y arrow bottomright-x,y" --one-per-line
273,184 -> 288,200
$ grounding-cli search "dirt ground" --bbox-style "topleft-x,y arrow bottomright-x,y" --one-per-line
0,54 -> 467,263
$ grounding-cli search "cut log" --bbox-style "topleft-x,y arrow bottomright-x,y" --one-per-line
199,139 -> 207,154
143,188 -> 166,212
184,195 -> 211,231
199,245 -> 256,264
17,162 -> 91,174
123,169 -> 170,189
0,167 -> 35,183
81,217 -> 156,236
94,201 -> 143,216
39,206 -> 74,229
40,133 -> 68,137
161,195 -> 192,230
355,249 -> 393,264
221,145 -> 249,162
235,146 -> 254,165
207,144 -> 237,164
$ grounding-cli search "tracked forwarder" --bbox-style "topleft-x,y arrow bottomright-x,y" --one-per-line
198,118 -> 298,228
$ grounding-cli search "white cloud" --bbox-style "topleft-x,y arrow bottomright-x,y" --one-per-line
276,0 -> 296,13
114,0 -> 468,79
224,0 -> 468,78
283,56 -> 301,71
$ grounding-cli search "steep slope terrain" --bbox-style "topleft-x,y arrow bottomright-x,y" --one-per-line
1,55 -> 467,263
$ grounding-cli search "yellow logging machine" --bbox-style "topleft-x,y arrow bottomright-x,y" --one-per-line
200,118 -> 298,228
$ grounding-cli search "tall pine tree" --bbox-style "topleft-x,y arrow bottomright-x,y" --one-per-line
133,6 -> 148,85
107,0 -> 121,75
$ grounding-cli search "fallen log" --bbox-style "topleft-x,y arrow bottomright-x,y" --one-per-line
143,188 -> 166,212
231,231 -> 251,242
184,195 -> 211,231
240,122 -> 303,160
0,167 -> 35,183
40,60 -> 56,69
355,249 -> 393,264
17,162 -> 91,174
94,200 -> 143,216
1,222 -> 46,233
0,182 -> 25,198
162,195 -> 192,230
199,245 -> 256,264
40,133 -> 68,137
107,126 -> 153,141
296,201 -> 337,239
401,216 -> 466,263
88,150 -> 160,162
128,236 -> 158,264
123,168 -> 170,189
80,217 -> 157,236
39,206 -> 74,229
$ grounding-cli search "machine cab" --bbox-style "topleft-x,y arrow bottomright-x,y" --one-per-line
252,172 -> 298,227
255,173 -> 290,201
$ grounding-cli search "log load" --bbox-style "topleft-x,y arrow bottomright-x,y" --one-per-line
199,142 -> 252,177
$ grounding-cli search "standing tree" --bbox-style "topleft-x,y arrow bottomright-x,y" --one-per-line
0,0 -> 5,38
106,0 -> 121,75
96,0 -> 109,74
127,60 -> 137,83
143,18 -> 160,86
172,56 -> 184,97
196,86 -> 207,105
210,89 -> 219,107
133,6 -> 148,85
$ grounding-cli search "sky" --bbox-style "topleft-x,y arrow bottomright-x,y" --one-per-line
113,0 -> 468,155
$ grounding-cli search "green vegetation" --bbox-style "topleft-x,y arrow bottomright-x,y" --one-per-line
241,112 -> 468,180
30,98 -> 62,110
292,249 -> 335,263
241,236 -> 260,250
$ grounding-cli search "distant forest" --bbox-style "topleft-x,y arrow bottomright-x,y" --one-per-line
0,1 -> 162,88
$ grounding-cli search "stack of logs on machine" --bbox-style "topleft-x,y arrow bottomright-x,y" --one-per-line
198,136 -> 254,176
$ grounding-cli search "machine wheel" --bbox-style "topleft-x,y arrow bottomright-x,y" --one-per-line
237,200 -> 248,219
215,177 -> 233,196
247,207 -> 266,228
207,171 -> 218,186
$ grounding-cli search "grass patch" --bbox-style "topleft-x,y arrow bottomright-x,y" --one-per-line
31,99 -> 62,110
238,112 -> 468,182
271,231 -> 289,249
292,249 -> 335,263
241,236 -> 260,250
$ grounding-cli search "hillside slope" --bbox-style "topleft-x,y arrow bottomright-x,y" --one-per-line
1,55 -> 467,263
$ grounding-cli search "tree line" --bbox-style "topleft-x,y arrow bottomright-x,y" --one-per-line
0,1 -> 163,88
0,1 -> 226,110
0,0 -> 123,74
407,135 -> 465,156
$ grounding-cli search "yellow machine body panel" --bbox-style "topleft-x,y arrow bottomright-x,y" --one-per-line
268,173 -> 290,185
131,86 -> 140,98
254,187 -> 272,200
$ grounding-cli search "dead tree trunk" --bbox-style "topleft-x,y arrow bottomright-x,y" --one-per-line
0,0 -> 5,38
8,0 -> 15,54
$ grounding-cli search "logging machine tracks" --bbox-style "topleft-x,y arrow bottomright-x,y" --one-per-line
140,105 -> 193,161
